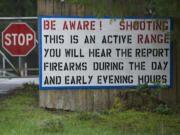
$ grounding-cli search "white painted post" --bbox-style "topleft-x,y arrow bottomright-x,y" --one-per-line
19,56 -> 24,77
2,57 -> 5,77
24,62 -> 27,77
18,19 -> 24,77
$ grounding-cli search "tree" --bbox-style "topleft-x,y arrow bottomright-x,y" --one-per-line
66,0 -> 180,17
0,0 -> 37,17
66,0 -> 180,43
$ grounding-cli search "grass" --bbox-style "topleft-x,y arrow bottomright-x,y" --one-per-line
0,84 -> 180,135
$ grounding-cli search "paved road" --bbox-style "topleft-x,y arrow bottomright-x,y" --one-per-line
0,77 -> 39,94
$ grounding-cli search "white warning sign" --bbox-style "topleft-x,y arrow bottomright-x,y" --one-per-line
39,16 -> 172,89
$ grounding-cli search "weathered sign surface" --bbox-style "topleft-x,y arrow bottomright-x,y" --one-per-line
39,16 -> 172,89
2,23 -> 36,56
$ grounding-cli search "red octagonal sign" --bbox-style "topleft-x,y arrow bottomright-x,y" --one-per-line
2,23 -> 36,56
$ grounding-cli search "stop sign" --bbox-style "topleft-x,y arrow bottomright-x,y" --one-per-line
2,23 -> 36,56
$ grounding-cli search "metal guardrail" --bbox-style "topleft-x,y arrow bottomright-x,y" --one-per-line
0,70 -> 17,77
0,17 -> 38,20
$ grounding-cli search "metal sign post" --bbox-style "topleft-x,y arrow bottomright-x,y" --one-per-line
2,57 -> 5,77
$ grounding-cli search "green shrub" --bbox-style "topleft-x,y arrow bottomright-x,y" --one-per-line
109,97 -> 126,113
22,83 -> 39,99
39,118 -> 64,133
137,83 -> 150,95
171,104 -> 180,114
77,112 -> 102,121
137,82 -> 167,97
155,104 -> 171,114
23,83 -> 39,91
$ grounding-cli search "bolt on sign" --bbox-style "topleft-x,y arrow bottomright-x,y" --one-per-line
39,16 -> 172,89
2,23 -> 36,56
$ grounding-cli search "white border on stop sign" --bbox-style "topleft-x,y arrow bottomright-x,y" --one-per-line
2,23 -> 36,56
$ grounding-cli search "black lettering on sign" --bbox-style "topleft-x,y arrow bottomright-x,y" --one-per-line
89,48 -> 111,57
70,35 -> 78,44
44,35 -> 64,44
97,75 -> 133,84
129,61 -> 146,70
65,75 -> 93,84
151,61 -> 168,70
65,49 -> 84,57
44,62 -> 87,71
84,35 -> 96,44
44,49 -> 61,57
116,48 -> 132,57
44,76 -> 61,85
138,75 -> 167,84
93,62 -> 124,71
101,35 -> 132,44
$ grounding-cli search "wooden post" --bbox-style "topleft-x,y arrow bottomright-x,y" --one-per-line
175,17 -> 180,104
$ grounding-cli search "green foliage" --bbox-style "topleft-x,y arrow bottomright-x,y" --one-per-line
22,82 -> 39,96
137,81 -> 167,97
0,0 -> 37,17
39,118 -> 64,133
137,83 -> 150,95
67,0 -> 179,17
155,104 -> 171,114
154,104 -> 180,115
171,104 -> 180,114
0,89 -> 180,135
151,80 -> 167,96
76,112 -> 102,121
145,0 -> 180,17
67,0 -> 139,17
113,83 -> 169,112
21,83 -> 39,104
23,83 -> 39,91
67,0 -> 180,44
109,97 -> 126,113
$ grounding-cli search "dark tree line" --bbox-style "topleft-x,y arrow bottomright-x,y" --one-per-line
66,0 -> 180,17
0,0 -> 37,17
66,0 -> 180,43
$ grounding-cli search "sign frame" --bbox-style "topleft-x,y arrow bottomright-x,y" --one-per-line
39,16 -> 172,90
